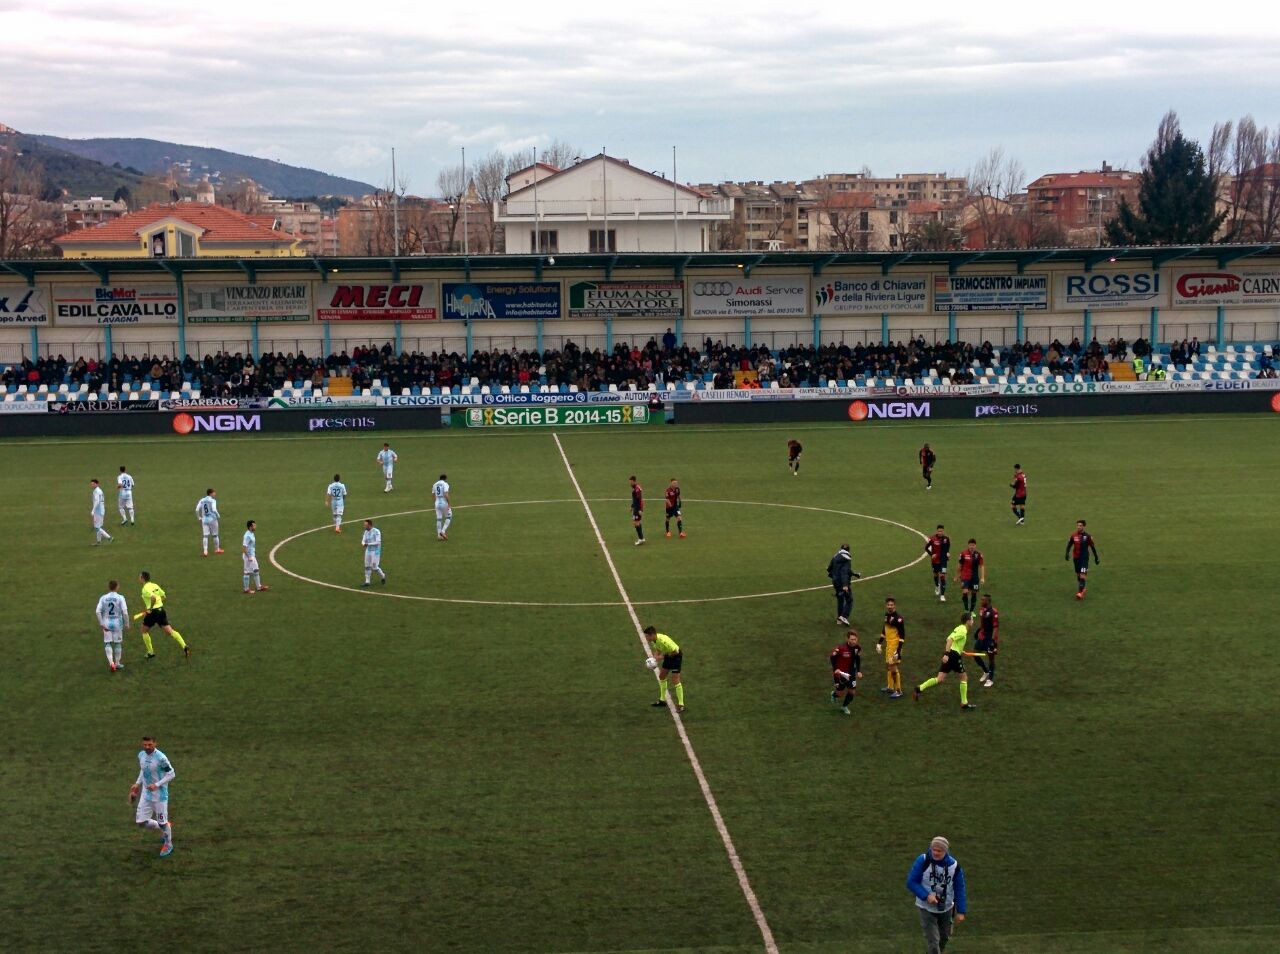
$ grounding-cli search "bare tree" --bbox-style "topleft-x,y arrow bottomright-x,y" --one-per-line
435,164 -> 466,252
807,179 -> 869,251
471,151 -> 506,252
965,147 -> 1026,248
0,148 -> 59,257
1215,116 -> 1280,242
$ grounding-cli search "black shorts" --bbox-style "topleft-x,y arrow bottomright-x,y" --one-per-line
789,449 -> 801,461
975,638 -> 998,657
665,506 -> 681,518
832,672 -> 856,692
922,465 -> 933,476
1073,558 -> 1090,575
1012,494 -> 1027,506
661,652 -> 682,673
631,508 -> 643,521
961,577 -> 980,591
931,562 -> 947,575
940,649 -> 964,674
143,607 -> 169,628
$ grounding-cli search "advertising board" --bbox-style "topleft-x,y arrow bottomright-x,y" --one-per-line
186,282 -> 312,323
933,274 -> 1048,312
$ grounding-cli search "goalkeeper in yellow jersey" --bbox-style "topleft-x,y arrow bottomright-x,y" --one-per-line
136,571 -> 190,660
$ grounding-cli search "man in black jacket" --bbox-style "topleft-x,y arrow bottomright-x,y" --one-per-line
826,543 -> 860,625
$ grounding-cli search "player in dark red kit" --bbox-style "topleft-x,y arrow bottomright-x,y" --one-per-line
629,476 -> 645,546
919,443 -> 936,490
1010,464 -> 1028,525
973,593 -> 999,687
925,524 -> 951,601
1064,519 -> 1100,599
787,439 -> 803,476
664,478 -> 685,539
829,629 -> 863,716
957,539 -> 985,612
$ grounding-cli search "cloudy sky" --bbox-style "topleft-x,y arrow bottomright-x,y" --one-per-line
5,0 -> 1278,191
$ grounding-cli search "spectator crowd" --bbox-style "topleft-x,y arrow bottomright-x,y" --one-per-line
3,333 -> 1275,396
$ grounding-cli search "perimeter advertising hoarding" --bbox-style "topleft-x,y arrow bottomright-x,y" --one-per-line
933,273 -> 1048,312
0,407 -> 442,437
1054,270 -> 1164,310
441,282 -> 560,320
0,284 -> 51,325
186,282 -> 312,323
567,281 -> 684,319
688,276 -> 809,317
316,283 -> 440,321
52,285 -> 179,325
813,275 -> 929,315
1171,268 -> 1280,307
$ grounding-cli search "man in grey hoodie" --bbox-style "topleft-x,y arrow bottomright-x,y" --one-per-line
907,835 -> 968,953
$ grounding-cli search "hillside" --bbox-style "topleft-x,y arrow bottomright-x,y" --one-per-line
8,132 -> 163,200
34,135 -> 376,198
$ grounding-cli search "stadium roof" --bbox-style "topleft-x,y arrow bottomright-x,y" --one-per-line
3,244 -> 1279,285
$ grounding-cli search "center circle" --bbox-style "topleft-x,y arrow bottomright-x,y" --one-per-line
268,499 -> 929,607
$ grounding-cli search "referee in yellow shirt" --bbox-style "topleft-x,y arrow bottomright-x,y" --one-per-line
643,626 -> 684,712
913,612 -> 976,710
136,571 -> 191,660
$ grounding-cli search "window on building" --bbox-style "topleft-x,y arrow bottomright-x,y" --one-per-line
889,211 -> 899,224
889,233 -> 899,248
589,229 -> 617,253
858,211 -> 869,231
530,230 -> 559,253
149,233 -> 166,257
177,231 -> 195,257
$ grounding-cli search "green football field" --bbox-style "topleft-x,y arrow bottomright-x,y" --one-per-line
1,413 -> 1277,954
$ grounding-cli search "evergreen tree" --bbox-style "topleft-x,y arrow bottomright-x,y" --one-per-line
1106,111 -> 1225,245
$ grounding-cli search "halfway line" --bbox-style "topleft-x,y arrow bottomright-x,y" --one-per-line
551,432 -> 779,954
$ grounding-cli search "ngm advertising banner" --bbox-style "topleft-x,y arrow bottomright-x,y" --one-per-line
0,284 -> 50,325
187,282 -> 312,323
813,275 -> 928,315
933,273 -> 1048,312
568,281 -> 683,319
442,282 -> 560,320
1171,268 -> 1280,307
316,283 -> 439,321
688,276 -> 809,317
52,285 -> 179,325
1054,270 -> 1164,310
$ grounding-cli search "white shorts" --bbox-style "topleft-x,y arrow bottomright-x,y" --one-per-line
333,506 -> 345,517
364,550 -> 381,568
102,623 -> 123,643
383,466 -> 394,479
118,493 -> 133,504
93,514 -> 104,529
435,502 -> 449,516
202,519 -> 220,536
243,555 -> 259,573
135,797 -> 169,824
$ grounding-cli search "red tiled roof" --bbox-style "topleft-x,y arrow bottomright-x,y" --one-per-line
1027,171 -> 1138,191
907,199 -> 943,214
54,203 -> 301,246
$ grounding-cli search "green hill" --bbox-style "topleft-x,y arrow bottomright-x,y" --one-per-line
34,135 -> 376,198
9,132 -> 164,201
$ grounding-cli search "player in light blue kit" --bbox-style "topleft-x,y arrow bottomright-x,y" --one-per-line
195,487 -> 222,556
361,518 -> 387,587
376,443 -> 398,493
242,519 -> 269,594
129,736 -> 176,857
326,474 -> 349,533
116,465 -> 136,525
95,579 -> 130,671
432,473 -> 451,540
90,478 -> 113,545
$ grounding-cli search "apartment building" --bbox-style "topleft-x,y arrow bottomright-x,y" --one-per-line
62,197 -> 128,230
1025,164 -> 1139,244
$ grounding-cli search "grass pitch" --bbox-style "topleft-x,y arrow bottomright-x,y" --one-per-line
1,413 -> 1277,953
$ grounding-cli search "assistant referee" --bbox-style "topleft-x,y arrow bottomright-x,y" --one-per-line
644,626 -> 684,713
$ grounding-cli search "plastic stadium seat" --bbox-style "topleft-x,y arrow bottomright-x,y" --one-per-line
480,386 -> 491,395
608,383 -> 619,392
500,385 -> 510,394
469,377 -> 480,387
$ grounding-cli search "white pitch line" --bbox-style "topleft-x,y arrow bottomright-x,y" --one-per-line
551,432 -> 779,954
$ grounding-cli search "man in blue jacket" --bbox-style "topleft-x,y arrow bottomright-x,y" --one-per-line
907,835 -> 967,953
826,543 -> 860,625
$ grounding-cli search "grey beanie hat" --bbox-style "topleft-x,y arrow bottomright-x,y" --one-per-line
931,836 -> 950,854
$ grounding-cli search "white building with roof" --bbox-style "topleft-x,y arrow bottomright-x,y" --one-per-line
495,154 -> 731,254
